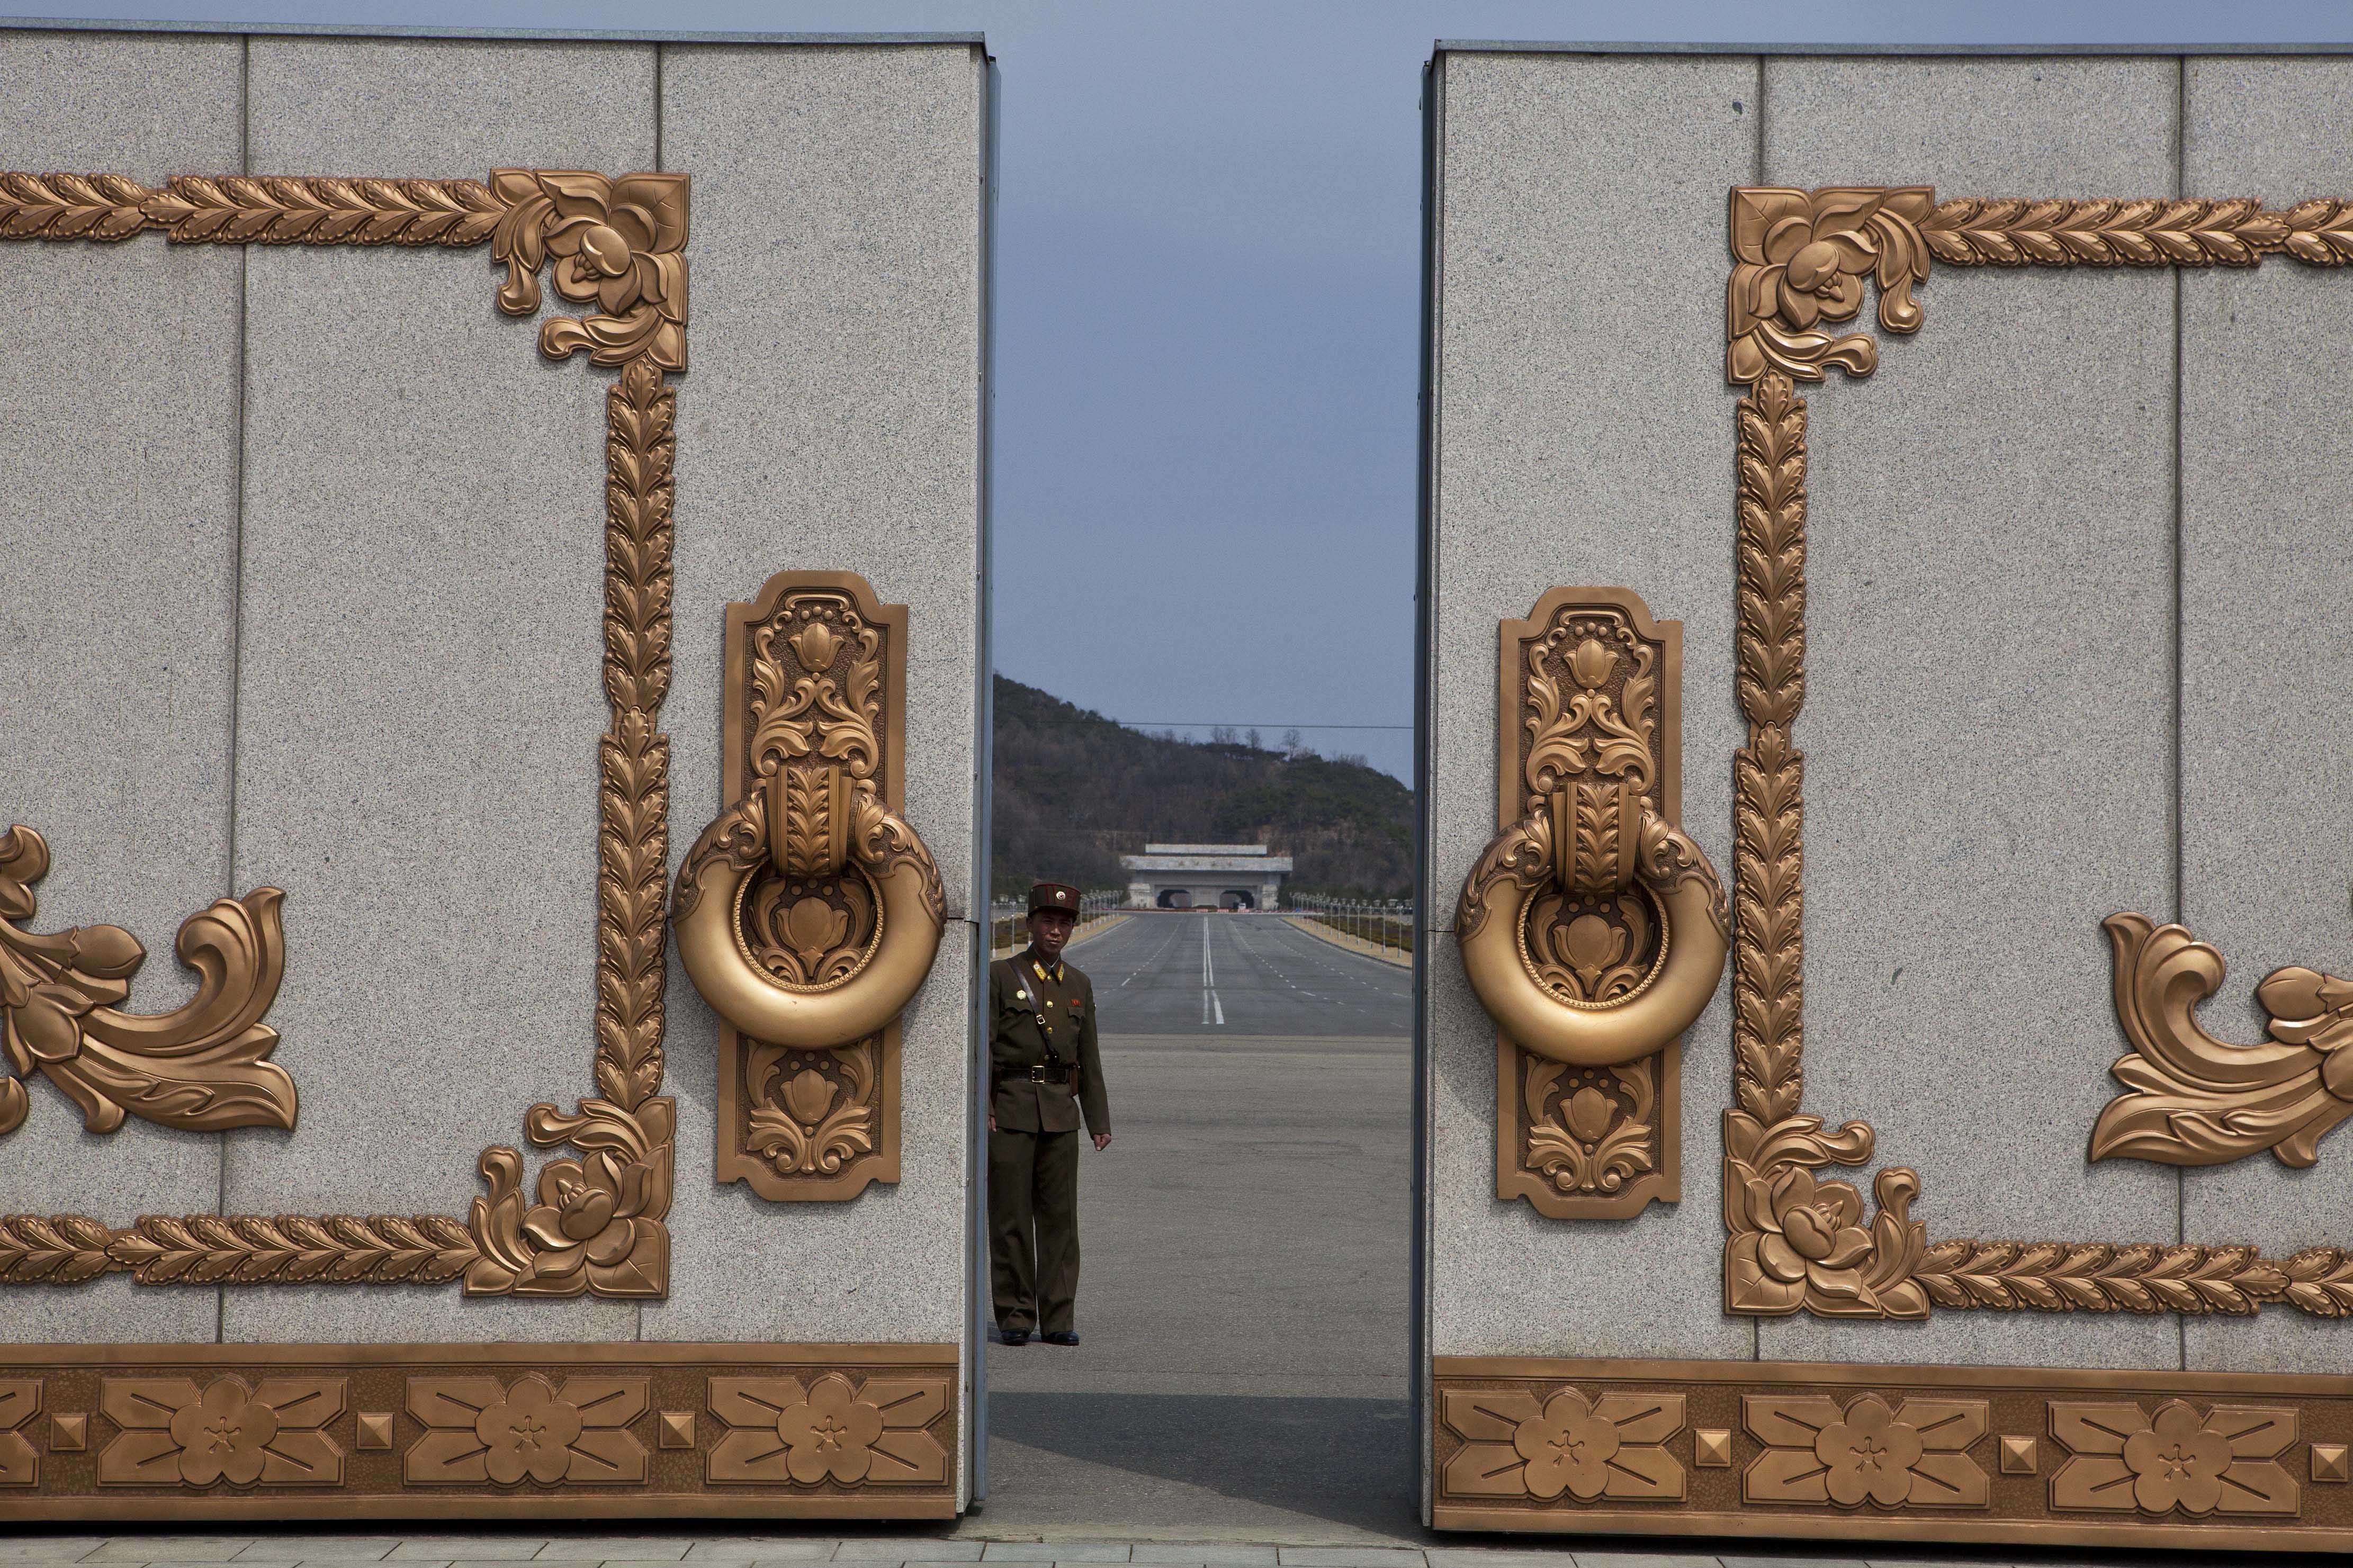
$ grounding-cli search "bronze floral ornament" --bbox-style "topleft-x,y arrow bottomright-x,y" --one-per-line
2091,914 -> 2353,1168
1726,187 -> 1930,385
492,172 -> 687,372
707,1371 -> 953,1487
1725,1161 -> 1928,1319
0,824 -> 292,1138
1435,1384 -> 1686,1503
776,1374 -> 891,1485
98,1375 -> 344,1488
467,1098 -> 672,1297
405,1373 -> 649,1486
2050,1400 -> 2297,1516
1743,1394 -> 1987,1509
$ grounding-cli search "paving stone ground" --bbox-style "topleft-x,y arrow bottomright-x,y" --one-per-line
0,1534 -> 2327,1568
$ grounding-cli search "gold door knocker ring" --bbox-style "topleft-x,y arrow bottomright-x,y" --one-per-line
1457,632 -> 1730,1069
674,757 -> 946,1050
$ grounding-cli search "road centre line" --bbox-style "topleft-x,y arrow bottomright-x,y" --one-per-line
1199,915 -> 1223,1026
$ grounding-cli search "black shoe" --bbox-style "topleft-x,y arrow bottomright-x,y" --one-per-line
998,1328 -> 1031,1346
1041,1330 -> 1080,1346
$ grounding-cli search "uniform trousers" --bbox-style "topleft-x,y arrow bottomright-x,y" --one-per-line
987,1125 -> 1081,1334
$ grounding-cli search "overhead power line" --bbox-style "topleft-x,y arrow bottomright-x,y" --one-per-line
1026,719 -> 1412,731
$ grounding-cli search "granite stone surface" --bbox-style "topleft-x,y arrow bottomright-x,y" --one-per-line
645,40 -> 985,1434
659,42 -> 988,921
2177,57 -> 2353,1375
1423,52 -> 1758,1363
1755,55 -> 2181,1371
644,918 -> 975,1344
0,28 -> 246,1341
221,38 -> 654,1344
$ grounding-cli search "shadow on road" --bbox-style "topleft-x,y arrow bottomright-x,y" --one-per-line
989,1391 -> 1417,1539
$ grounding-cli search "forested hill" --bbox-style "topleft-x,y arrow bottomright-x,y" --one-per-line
991,676 -> 1413,899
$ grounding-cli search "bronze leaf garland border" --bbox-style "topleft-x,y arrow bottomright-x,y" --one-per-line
0,170 -> 683,1297
1721,187 -> 2353,1320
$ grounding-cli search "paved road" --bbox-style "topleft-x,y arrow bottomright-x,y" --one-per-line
1083,912 -> 1412,1037
987,913 -> 1415,1539
974,918 -> 2252,1563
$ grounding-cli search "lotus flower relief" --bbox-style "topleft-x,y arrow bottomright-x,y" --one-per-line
1725,186 -> 1932,384
784,895 -> 851,971
1567,637 -> 1618,691
490,170 -> 687,370
782,1066 -> 838,1128
1731,1166 -> 1876,1308
520,1149 -> 653,1288
788,617 -> 845,677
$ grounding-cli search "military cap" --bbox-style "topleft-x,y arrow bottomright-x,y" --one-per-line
1028,882 -> 1081,917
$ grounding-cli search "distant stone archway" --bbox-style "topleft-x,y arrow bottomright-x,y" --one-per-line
1222,889 -> 1255,909
1156,888 -> 1193,909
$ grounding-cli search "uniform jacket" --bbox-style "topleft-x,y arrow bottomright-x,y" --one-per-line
989,947 -> 1110,1136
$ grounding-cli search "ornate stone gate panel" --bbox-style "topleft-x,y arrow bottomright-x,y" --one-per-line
1423,44 -> 2353,1553
0,24 -> 989,1518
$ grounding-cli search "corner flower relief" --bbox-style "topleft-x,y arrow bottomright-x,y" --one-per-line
405,1374 -> 648,1486
1437,1385 -> 1685,1504
491,170 -> 687,371
2051,1399 -> 2297,1516
1727,187 -> 1932,386
466,1098 -> 673,1297
707,1373 -> 950,1488
1744,1394 -> 1986,1509
1723,1151 -> 1928,1319
97,1375 -> 344,1487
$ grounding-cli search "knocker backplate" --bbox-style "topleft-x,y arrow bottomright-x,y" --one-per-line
1494,588 -> 1687,1220
715,572 -> 910,1203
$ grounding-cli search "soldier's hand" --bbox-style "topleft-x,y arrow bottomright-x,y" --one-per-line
1093,1133 -> 1111,1151
989,1114 -> 996,1132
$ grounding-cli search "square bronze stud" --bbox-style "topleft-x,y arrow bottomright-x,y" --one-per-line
1693,1427 -> 1732,1468
658,1410 -> 696,1449
355,1413 -> 394,1451
2313,1442 -> 2350,1483
49,1413 -> 85,1452
1999,1435 -> 2037,1474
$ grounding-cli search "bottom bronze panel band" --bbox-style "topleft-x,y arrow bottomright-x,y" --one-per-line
1433,1355 -> 2353,1553
0,1342 -> 957,1520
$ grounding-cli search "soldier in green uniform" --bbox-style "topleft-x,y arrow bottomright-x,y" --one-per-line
987,881 -> 1112,1346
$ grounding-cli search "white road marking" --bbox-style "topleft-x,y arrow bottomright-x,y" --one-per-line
1200,916 -> 1223,1027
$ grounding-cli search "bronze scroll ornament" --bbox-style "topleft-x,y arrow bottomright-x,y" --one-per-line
1720,186 -> 2353,1320
0,825 -> 291,1138
0,170 -> 682,1295
2090,915 -> 2353,1169
1457,591 -> 1729,1187
673,572 -> 944,1201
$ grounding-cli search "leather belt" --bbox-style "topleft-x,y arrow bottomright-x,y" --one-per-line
999,1064 -> 1072,1085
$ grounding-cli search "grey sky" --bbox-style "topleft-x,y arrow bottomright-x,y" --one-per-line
22,0 -> 2353,779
